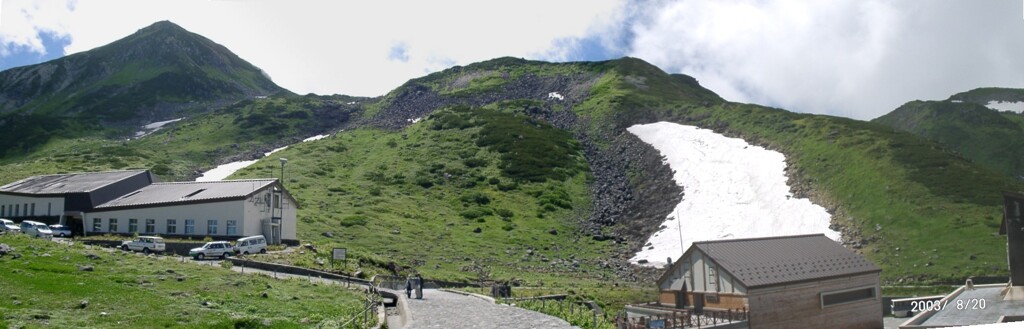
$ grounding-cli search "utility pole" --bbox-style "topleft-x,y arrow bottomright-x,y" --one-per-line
279,158 -> 288,186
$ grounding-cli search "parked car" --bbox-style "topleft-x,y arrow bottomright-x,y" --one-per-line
233,235 -> 268,255
0,219 -> 19,234
48,224 -> 72,237
20,220 -> 52,239
190,241 -> 234,260
120,236 -> 166,254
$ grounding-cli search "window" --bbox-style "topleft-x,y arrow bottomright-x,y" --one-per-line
128,218 -> 137,233
226,220 -> 237,235
15,204 -> 19,217
185,219 -> 195,234
145,219 -> 155,234
2,205 -> 5,217
30,203 -> 34,216
708,264 -> 718,287
92,218 -> 102,232
706,294 -> 720,304
23,204 -> 27,216
821,286 -> 877,308
167,219 -> 177,234
207,220 -> 218,235
274,194 -> 281,208
109,218 -> 118,232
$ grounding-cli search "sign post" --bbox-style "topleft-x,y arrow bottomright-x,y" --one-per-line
332,248 -> 347,271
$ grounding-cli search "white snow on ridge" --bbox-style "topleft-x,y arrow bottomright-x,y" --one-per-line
303,134 -> 329,142
195,160 -> 258,182
196,133 -> 330,182
548,92 -> 564,100
627,122 -> 839,266
985,101 -> 1024,113
134,118 -> 184,138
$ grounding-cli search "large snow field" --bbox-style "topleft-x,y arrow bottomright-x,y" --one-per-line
627,122 -> 840,266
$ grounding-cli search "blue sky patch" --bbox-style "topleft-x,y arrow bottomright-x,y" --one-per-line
0,31 -> 71,72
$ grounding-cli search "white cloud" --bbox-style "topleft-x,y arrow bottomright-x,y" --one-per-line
611,0 -> 1024,120
0,0 -> 75,56
3,0 -> 620,97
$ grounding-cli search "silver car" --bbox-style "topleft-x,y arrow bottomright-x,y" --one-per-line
0,219 -> 19,234
49,224 -> 72,237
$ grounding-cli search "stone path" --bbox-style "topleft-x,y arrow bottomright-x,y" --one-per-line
403,290 -> 574,329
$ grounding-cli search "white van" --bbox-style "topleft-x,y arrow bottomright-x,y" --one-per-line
233,235 -> 268,255
20,220 -> 52,239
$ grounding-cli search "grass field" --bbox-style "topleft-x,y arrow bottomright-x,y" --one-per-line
0,234 -> 371,328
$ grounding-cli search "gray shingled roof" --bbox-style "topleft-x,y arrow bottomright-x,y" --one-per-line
690,234 -> 880,289
0,170 -> 149,195
94,179 -> 277,210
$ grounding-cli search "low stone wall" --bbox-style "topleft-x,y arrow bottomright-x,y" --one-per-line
227,257 -> 372,286
80,239 -> 205,256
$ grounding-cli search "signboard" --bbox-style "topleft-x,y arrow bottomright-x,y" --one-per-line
332,248 -> 346,261
648,319 -> 665,329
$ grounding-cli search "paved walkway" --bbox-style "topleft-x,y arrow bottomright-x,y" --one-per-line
403,290 -> 573,329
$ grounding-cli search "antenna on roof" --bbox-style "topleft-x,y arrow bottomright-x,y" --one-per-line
677,207 -> 685,256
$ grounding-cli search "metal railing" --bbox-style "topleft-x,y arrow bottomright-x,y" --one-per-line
616,307 -> 748,328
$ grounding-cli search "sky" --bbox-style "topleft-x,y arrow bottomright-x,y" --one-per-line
2,0 -> 1024,120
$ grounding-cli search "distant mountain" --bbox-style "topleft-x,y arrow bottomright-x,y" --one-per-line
0,21 -> 286,155
873,88 -> 1024,179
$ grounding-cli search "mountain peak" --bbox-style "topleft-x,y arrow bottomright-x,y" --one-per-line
0,19 -> 285,128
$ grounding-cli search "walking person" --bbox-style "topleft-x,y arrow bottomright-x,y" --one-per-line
414,274 -> 423,299
405,276 -> 413,299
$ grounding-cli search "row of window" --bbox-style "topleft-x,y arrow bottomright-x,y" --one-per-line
91,218 -> 238,235
1,203 -> 45,218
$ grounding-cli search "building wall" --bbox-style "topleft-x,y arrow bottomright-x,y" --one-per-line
0,194 -> 65,218
660,249 -> 747,295
241,187 -> 297,240
658,291 -> 749,310
84,201 -> 245,238
746,272 -> 882,329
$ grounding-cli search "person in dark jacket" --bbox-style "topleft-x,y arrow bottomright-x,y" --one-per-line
405,277 -> 413,298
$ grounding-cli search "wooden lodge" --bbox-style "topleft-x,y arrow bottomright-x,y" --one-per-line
623,234 -> 883,329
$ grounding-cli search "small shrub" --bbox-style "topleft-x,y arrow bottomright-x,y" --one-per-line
340,215 -> 370,227
460,192 -> 491,205
460,207 -> 493,220
415,177 -> 435,188
464,157 -> 488,168
495,208 -> 514,220
368,187 -> 382,196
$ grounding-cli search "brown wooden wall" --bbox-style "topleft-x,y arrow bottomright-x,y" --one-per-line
659,290 -> 748,310
746,273 -> 882,329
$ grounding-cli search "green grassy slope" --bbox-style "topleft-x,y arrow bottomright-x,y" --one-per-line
0,94 -> 362,184
874,95 -> 1024,180
0,234 -> 368,328
230,105 -> 629,285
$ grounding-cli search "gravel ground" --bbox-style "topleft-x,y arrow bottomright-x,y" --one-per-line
403,290 -> 573,329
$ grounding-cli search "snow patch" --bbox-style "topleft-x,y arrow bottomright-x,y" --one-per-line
303,134 -> 329,142
195,160 -> 258,182
407,117 -> 422,124
196,134 -> 331,182
134,118 -> 183,138
627,122 -> 839,266
985,101 -> 1024,113
547,92 -> 564,100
